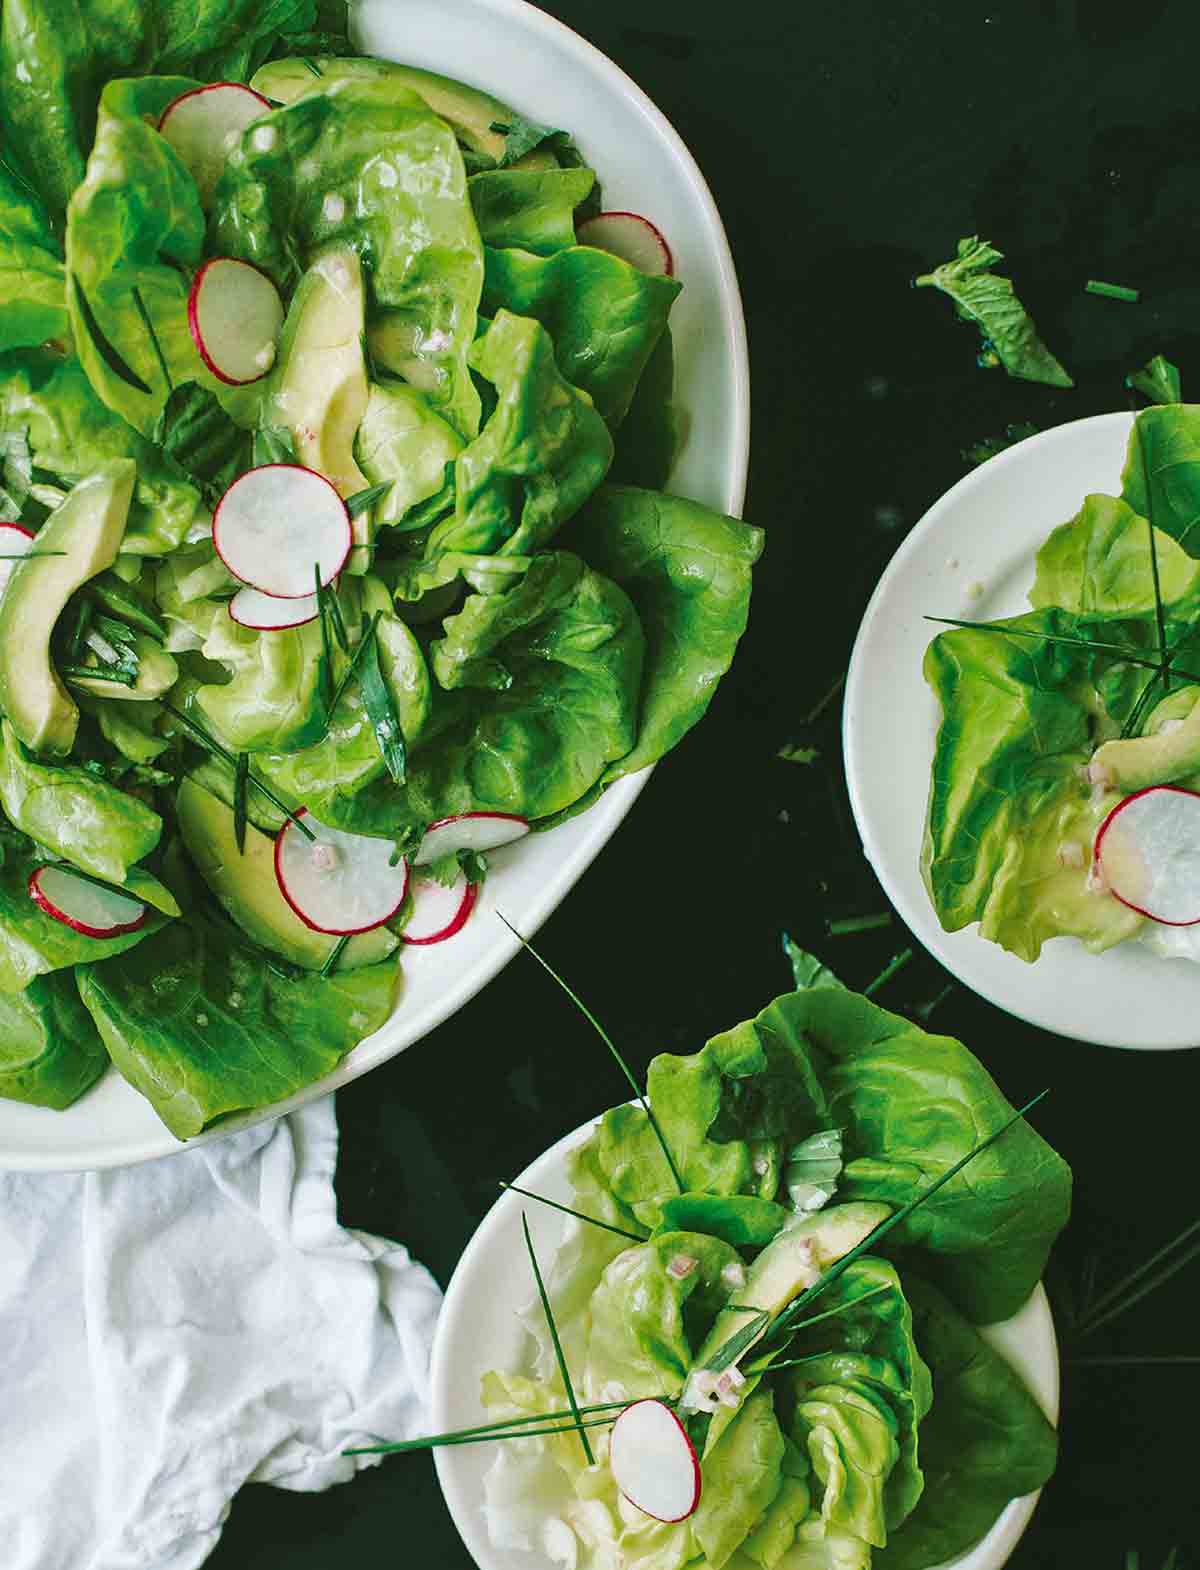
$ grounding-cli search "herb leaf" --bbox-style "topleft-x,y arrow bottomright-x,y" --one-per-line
345,480 -> 393,519
357,613 -> 407,785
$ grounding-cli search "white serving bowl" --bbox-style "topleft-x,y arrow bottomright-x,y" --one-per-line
0,0 -> 749,1171
431,1112 -> 1060,1570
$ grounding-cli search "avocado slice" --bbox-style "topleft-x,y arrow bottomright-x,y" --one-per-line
269,247 -> 372,563
67,636 -> 178,702
176,776 -> 399,972
0,459 -> 135,755
250,57 -> 558,169
692,1202 -> 891,1370
1092,686 -> 1200,794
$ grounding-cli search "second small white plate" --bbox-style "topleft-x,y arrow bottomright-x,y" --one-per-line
844,411 -> 1200,1051
430,1114 -> 1059,1570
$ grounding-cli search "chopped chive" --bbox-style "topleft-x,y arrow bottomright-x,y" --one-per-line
705,1310 -> 772,1374
496,913 -> 686,1194
775,1283 -> 891,1338
132,285 -> 173,391
61,662 -> 137,688
803,672 -> 846,726
159,699 -> 315,841
522,1213 -> 593,1464
1086,279 -> 1139,303
0,549 -> 67,557
500,1181 -> 649,1244
828,913 -> 891,937
358,613 -> 407,785
914,982 -> 954,1023
345,480 -> 393,519
233,752 -> 249,854
344,1412 -> 624,1457
316,564 -> 336,708
320,934 -> 350,977
863,947 -> 912,997
300,56 -> 323,76
71,275 -> 152,395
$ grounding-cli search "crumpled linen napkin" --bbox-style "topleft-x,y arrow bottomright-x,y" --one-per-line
0,1095 -> 442,1570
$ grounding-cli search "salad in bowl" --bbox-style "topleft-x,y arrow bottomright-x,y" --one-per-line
419,952 -> 1068,1570
0,2 -> 760,1140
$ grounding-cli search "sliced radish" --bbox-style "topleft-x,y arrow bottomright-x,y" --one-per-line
609,1400 -> 701,1523
413,812 -> 530,866
212,464 -> 351,599
275,810 -> 410,934
0,522 -> 35,596
159,82 -> 273,207
229,585 -> 319,630
577,212 -> 674,277
1094,785 -> 1200,925
28,865 -> 148,939
402,869 -> 478,945
188,258 -> 284,386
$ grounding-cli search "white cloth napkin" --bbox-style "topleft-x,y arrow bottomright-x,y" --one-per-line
0,1095 -> 442,1570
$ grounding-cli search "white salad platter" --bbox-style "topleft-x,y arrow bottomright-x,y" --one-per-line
844,410 -> 1200,1051
0,0 -> 749,1171
430,1115 -> 1060,1570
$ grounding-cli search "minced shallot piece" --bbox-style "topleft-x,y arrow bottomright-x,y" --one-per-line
666,1253 -> 697,1281
1057,840 -> 1086,870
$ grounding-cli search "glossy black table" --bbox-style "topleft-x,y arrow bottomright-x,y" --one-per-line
211,3 -> 1199,1564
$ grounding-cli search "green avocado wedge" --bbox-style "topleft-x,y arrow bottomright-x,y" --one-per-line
175,776 -> 399,973
0,458 -> 134,755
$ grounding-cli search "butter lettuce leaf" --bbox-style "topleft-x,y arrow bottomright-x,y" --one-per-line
874,1277 -> 1057,1570
1120,402 -> 1200,556
76,905 -> 399,1139
1030,492 -> 1200,618
483,243 -> 681,426
0,970 -> 108,1109
469,167 -> 595,256
0,147 -> 68,348
694,1388 -> 787,1570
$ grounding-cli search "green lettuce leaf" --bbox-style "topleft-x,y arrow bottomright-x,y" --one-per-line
1120,403 -> 1200,556
0,0 -> 320,219
469,167 -> 595,256
914,236 -> 1073,389
1030,492 -> 1200,618
354,383 -> 463,527
0,349 -> 203,555
792,1379 -> 899,1549
873,1277 -> 1057,1570
693,1388 -> 787,1570
76,905 -> 399,1139
654,1192 -> 791,1248
0,718 -> 162,883
195,611 -> 328,755
212,79 -> 485,438
483,244 -> 682,425
609,329 -> 679,491
0,969 -> 108,1109
741,1439 -> 813,1570
0,147 -> 68,348
1127,353 -> 1181,406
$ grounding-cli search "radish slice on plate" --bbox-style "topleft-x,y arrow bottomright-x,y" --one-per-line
1094,785 -> 1200,925
159,83 -> 273,207
213,464 -> 351,599
229,585 -> 319,631
275,810 -> 410,934
402,869 -> 478,945
188,258 -> 284,386
609,1400 -> 701,1523
0,522 -> 34,595
28,865 -> 148,938
414,812 -> 530,866
576,212 -> 674,277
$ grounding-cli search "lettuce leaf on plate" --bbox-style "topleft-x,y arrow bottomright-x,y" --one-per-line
0,970 -> 108,1109
0,146 -> 68,349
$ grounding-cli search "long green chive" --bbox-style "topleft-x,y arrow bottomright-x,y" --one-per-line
705,1310 -> 772,1374
925,616 -> 1200,677
320,934 -> 350,977
500,1181 -> 649,1245
522,1213 -> 592,1464
159,699 -> 315,841
345,1410 -> 626,1457
496,913 -> 686,1195
345,481 -> 393,519
0,549 -> 67,557
1086,279 -> 1139,303
233,752 -> 249,854
1076,1218 -> 1200,1337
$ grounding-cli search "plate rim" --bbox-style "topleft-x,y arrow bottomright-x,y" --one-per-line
0,0 -> 751,1171
430,1109 -> 1060,1570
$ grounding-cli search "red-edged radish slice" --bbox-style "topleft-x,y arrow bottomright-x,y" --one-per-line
213,464 -> 351,599
402,870 -> 478,945
609,1400 -> 701,1523
159,83 -> 273,207
0,522 -> 35,595
188,258 -> 284,386
28,865 -> 148,939
1094,785 -> 1200,925
275,810 -> 410,934
413,812 -> 530,866
577,212 -> 674,277
229,585 -> 319,631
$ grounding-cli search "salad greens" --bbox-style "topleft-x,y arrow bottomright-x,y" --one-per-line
924,404 -> 1200,963
0,12 -> 761,1133
477,956 -> 1066,1570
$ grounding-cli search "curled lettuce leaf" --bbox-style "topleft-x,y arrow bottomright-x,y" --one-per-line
0,970 -> 108,1109
469,167 -> 596,256
694,1389 -> 787,1570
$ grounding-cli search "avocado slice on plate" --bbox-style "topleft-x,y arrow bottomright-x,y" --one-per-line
176,775 -> 399,972
0,459 -> 135,756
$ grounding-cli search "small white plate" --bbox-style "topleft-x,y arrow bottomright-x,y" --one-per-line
0,0 -> 750,1170
844,411 -> 1200,1051
431,1114 -> 1060,1570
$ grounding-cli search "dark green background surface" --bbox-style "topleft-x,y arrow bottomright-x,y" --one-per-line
211,2 -> 1198,1565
